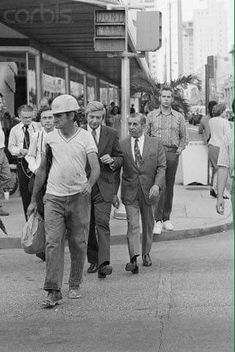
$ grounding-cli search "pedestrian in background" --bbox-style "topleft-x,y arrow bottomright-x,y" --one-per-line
110,105 -> 121,137
0,101 -> 11,216
208,103 -> 231,198
8,105 -> 40,219
26,107 -> 55,262
119,113 -> 166,274
147,86 -> 188,235
27,95 -> 100,308
85,101 -> 123,279
198,100 -> 217,144
130,104 -> 135,114
216,129 -> 233,215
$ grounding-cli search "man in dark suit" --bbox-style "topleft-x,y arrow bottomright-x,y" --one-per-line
119,113 -> 166,274
85,101 -> 123,279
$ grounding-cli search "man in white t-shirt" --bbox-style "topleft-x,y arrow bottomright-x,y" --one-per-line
27,95 -> 100,308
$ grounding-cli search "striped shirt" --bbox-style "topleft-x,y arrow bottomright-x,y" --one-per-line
146,108 -> 188,153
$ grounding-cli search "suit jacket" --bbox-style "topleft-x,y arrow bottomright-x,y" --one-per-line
87,125 -> 123,202
120,134 -> 166,206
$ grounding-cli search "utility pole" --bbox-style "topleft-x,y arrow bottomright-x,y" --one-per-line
177,0 -> 183,75
168,1 -> 172,82
120,4 -> 130,139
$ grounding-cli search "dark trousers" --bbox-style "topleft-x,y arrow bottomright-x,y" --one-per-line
125,187 -> 154,259
155,150 -> 179,222
17,159 -> 32,220
87,184 -> 112,266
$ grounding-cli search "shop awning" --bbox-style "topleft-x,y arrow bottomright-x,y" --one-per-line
0,0 -> 149,86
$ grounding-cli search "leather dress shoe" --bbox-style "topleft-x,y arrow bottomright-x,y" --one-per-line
125,262 -> 139,274
87,263 -> 98,274
142,254 -> 152,267
98,264 -> 112,279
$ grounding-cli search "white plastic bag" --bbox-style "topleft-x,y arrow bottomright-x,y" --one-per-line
21,211 -> 45,254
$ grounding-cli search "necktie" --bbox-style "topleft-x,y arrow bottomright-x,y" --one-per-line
91,129 -> 98,146
23,125 -> 30,149
134,138 -> 142,168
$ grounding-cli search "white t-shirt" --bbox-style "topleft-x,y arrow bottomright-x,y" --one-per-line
45,128 -> 98,196
208,117 -> 231,148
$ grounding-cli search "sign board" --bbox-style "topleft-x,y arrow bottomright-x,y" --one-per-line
136,11 -> 162,51
94,10 -> 125,52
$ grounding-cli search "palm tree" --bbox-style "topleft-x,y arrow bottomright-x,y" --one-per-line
131,71 -> 202,116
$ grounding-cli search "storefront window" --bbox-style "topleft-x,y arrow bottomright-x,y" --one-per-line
0,51 -> 26,116
42,56 -> 66,100
100,81 -> 108,106
70,69 -> 84,106
87,75 -> 95,102
27,53 -> 36,108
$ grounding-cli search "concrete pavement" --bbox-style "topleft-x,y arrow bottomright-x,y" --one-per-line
0,183 -> 232,249
0,231 -> 232,352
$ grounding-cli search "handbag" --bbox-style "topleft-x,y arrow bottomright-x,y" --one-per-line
21,211 -> 45,254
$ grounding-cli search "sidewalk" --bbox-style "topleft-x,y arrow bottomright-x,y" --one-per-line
0,184 -> 232,249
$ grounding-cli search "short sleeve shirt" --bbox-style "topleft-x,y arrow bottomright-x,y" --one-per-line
45,128 -> 97,196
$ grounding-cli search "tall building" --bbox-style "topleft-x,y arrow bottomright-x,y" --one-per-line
182,21 -> 194,75
193,0 -> 228,73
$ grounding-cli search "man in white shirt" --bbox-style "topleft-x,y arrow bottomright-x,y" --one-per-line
26,107 -> 54,262
8,104 -> 40,218
27,95 -> 100,308
26,108 -> 54,175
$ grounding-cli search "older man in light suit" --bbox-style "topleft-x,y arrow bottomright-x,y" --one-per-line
119,113 -> 166,274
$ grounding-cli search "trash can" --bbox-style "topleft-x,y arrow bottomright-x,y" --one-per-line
181,141 -> 208,185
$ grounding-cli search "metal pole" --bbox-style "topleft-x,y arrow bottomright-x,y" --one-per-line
168,1 -> 172,82
205,63 -> 210,185
177,0 -> 183,75
83,73 -> 87,107
65,65 -> 70,94
35,52 -> 42,108
25,52 -> 30,105
121,55 -> 130,139
120,5 -> 130,139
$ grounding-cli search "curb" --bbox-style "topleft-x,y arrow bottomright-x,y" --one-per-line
0,222 -> 232,250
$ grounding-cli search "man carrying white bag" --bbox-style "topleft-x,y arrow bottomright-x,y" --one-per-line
21,211 -> 45,254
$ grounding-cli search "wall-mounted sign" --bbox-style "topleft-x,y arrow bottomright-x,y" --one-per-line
94,10 -> 125,52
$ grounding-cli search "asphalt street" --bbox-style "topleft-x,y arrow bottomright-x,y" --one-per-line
0,230 -> 232,352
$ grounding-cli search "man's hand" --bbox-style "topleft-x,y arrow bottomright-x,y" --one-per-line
27,201 -> 37,219
216,196 -> 225,215
176,148 -> 182,155
149,185 -> 160,199
19,148 -> 28,157
112,195 -> 120,209
100,154 -> 114,165
80,182 -> 92,196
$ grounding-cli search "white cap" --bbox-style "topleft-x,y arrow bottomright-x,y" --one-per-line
51,95 -> 80,114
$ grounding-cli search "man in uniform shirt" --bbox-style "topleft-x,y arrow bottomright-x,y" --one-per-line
147,86 -> 188,234
8,105 -> 40,219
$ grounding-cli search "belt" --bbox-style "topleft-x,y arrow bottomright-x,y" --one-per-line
163,146 -> 177,152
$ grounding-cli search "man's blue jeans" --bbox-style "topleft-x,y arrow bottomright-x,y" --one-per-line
43,192 -> 90,291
